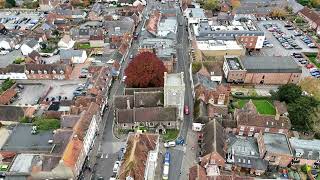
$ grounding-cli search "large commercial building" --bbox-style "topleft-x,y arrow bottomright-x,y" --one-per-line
223,56 -> 302,85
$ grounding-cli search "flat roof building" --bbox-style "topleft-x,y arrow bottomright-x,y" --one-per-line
223,56 -> 302,84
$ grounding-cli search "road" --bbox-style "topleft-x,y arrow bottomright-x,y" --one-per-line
92,1 -> 193,179
167,7 -> 194,180
92,1 -> 152,179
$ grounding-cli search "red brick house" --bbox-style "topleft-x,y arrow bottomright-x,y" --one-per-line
25,64 -> 72,80
199,120 -> 226,168
298,7 -> 320,34
234,100 -> 291,136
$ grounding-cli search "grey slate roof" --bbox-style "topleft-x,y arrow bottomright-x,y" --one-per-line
134,91 -> 163,108
227,134 -> 268,171
193,73 -> 217,90
25,39 -> 39,48
263,133 -> 292,155
241,56 -> 302,73
290,138 -> 320,160
60,49 -> 84,59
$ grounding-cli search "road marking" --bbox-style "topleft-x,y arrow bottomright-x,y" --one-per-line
105,154 -> 108,159
100,154 -> 103,158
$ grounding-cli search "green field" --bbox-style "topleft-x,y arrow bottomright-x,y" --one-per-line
237,100 -> 276,115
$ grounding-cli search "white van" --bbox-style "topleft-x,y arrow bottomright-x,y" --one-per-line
163,164 -> 169,180
113,161 -> 120,173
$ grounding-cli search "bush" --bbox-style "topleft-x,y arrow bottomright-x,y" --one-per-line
295,16 -> 305,23
1,78 -> 15,92
192,62 -> 202,74
13,57 -> 25,64
33,117 -> 60,131
20,116 -> 31,123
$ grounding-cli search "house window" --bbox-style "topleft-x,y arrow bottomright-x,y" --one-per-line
123,123 -> 127,127
265,128 -> 270,132
167,122 -> 171,126
149,122 -> 154,126
250,127 -> 254,132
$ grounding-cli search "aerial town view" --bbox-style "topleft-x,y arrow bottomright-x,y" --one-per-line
0,0 -> 320,179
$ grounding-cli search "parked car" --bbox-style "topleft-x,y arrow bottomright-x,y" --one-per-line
164,141 -> 176,148
112,161 -> 120,174
0,50 -> 9,55
176,136 -> 185,145
306,64 -> 315,69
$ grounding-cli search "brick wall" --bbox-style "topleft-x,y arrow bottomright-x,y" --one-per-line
244,72 -> 301,84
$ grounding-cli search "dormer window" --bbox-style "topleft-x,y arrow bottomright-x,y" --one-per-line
38,70 -> 42,74
52,70 -> 56,74
44,70 -> 47,74
25,70 -> 30,74
60,70 -> 64,74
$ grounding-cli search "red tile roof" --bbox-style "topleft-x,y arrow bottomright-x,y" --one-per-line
299,7 -> 320,27
62,135 -> 83,168
0,88 -> 16,105
118,133 -> 159,180
146,10 -> 161,34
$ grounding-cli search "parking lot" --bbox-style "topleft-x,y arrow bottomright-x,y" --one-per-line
0,11 -> 42,31
254,20 -> 318,79
12,84 -> 46,106
256,20 -> 318,56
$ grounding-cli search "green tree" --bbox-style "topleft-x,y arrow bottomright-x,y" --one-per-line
5,0 -> 15,7
203,0 -> 219,11
275,84 -> 302,104
288,96 -> 319,130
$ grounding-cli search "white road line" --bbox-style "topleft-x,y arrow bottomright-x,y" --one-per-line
105,154 -> 109,159
100,154 -> 103,159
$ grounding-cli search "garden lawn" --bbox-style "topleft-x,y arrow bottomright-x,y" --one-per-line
237,100 -> 276,115
78,43 -> 91,49
163,129 -> 179,141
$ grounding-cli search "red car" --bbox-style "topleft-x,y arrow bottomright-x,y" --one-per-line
306,64 -> 314,69
184,105 -> 189,115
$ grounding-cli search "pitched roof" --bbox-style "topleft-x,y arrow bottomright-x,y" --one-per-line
201,119 -> 225,158
25,64 -> 68,74
117,109 -> 134,123
118,133 -> 159,180
60,49 -> 84,59
299,7 -> 320,26
114,95 -> 134,109
28,50 -> 41,62
273,101 -> 288,115
62,136 -> 83,168
235,100 -> 291,129
0,106 -> 26,121
0,88 -> 17,105
0,64 -> 25,73
134,107 -> 176,122
25,39 -> 39,48
61,115 -> 80,128
133,91 -> 163,108
189,165 -> 207,180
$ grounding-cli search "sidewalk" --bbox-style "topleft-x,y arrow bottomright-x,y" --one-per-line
180,129 -> 198,179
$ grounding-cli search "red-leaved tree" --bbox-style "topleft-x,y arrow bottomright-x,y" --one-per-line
124,52 -> 167,88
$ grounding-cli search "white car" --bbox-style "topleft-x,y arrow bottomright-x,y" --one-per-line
113,161 -> 120,173
164,141 -> 176,148
122,76 -> 127,82
0,50 -> 9,55
265,44 -> 274,48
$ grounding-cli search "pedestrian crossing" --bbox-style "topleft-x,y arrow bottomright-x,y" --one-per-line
100,153 -> 109,159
